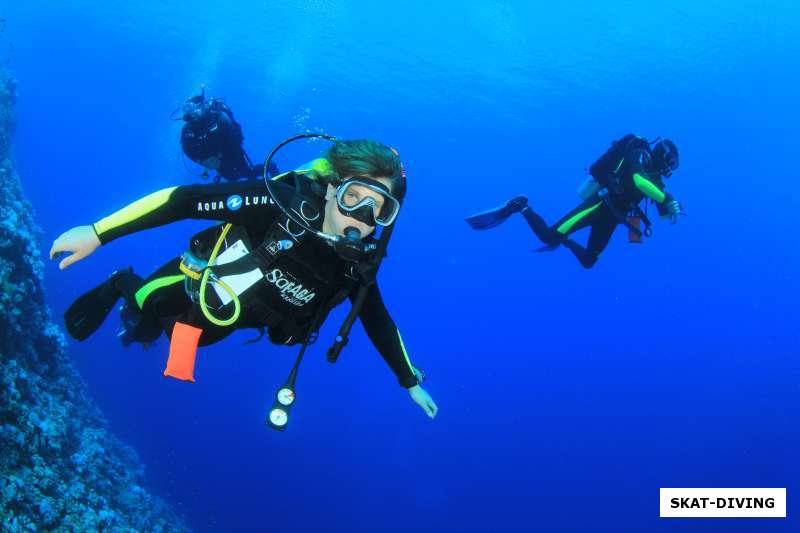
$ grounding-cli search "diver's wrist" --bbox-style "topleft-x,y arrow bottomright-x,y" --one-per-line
90,223 -> 104,244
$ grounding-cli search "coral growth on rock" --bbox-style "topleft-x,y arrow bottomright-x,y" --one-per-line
0,67 -> 188,531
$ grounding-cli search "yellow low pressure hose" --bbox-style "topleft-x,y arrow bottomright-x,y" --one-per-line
197,224 -> 241,327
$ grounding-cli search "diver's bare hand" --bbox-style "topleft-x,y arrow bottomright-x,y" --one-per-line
49,225 -> 101,270
409,385 -> 438,419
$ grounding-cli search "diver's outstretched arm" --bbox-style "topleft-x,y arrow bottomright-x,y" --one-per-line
90,181 -> 285,244
50,179 -> 292,270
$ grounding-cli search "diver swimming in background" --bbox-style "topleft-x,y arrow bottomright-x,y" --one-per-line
176,88 -> 280,181
466,134 -> 684,268
50,138 -> 438,427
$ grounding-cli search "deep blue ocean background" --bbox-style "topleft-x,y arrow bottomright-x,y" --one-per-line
3,1 -> 799,531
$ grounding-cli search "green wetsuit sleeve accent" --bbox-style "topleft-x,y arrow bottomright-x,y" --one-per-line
93,187 -> 178,240
556,202 -> 602,234
396,329 -> 415,376
135,274 -> 185,309
632,173 -> 666,203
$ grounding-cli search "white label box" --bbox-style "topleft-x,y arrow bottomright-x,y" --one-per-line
660,488 -> 786,518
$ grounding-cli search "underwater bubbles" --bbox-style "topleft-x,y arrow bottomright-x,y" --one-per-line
292,105 -> 326,138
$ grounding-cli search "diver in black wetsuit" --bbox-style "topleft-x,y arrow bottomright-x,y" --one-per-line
178,89 -> 279,181
466,135 -> 684,269
50,139 -> 438,419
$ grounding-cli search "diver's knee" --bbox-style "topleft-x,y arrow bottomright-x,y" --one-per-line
548,229 -> 568,245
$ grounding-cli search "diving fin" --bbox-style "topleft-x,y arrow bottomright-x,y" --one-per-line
64,269 -> 129,341
465,195 -> 528,230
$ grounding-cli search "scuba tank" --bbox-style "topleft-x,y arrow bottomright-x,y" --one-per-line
588,133 -> 650,194
577,177 -> 601,201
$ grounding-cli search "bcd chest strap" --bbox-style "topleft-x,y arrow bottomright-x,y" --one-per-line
211,172 -> 325,279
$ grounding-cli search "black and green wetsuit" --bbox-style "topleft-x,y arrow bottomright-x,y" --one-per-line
522,146 -> 676,268
91,177 -> 420,388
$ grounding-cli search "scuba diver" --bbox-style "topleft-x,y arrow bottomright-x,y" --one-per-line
177,88 -> 279,181
465,134 -> 683,269
50,138 -> 438,427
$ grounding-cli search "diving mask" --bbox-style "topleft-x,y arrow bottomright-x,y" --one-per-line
652,138 -> 679,177
335,178 -> 400,227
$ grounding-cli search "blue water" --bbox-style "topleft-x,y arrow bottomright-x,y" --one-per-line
4,1 -> 799,531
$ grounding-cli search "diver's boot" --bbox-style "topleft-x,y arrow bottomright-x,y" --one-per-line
116,302 -> 139,347
64,268 -> 131,341
465,195 -> 529,230
115,301 -> 158,349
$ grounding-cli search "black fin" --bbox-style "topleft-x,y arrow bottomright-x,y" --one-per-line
64,270 -> 128,341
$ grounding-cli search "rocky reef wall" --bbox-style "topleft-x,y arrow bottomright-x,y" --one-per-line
0,67 -> 188,532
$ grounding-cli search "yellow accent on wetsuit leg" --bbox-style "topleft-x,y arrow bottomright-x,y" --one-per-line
396,329 -> 415,374
633,173 -> 666,203
93,187 -> 178,237
556,202 -> 602,234
135,274 -> 185,309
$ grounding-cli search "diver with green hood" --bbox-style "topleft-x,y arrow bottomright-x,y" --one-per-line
465,134 -> 684,268
50,137 -> 438,427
